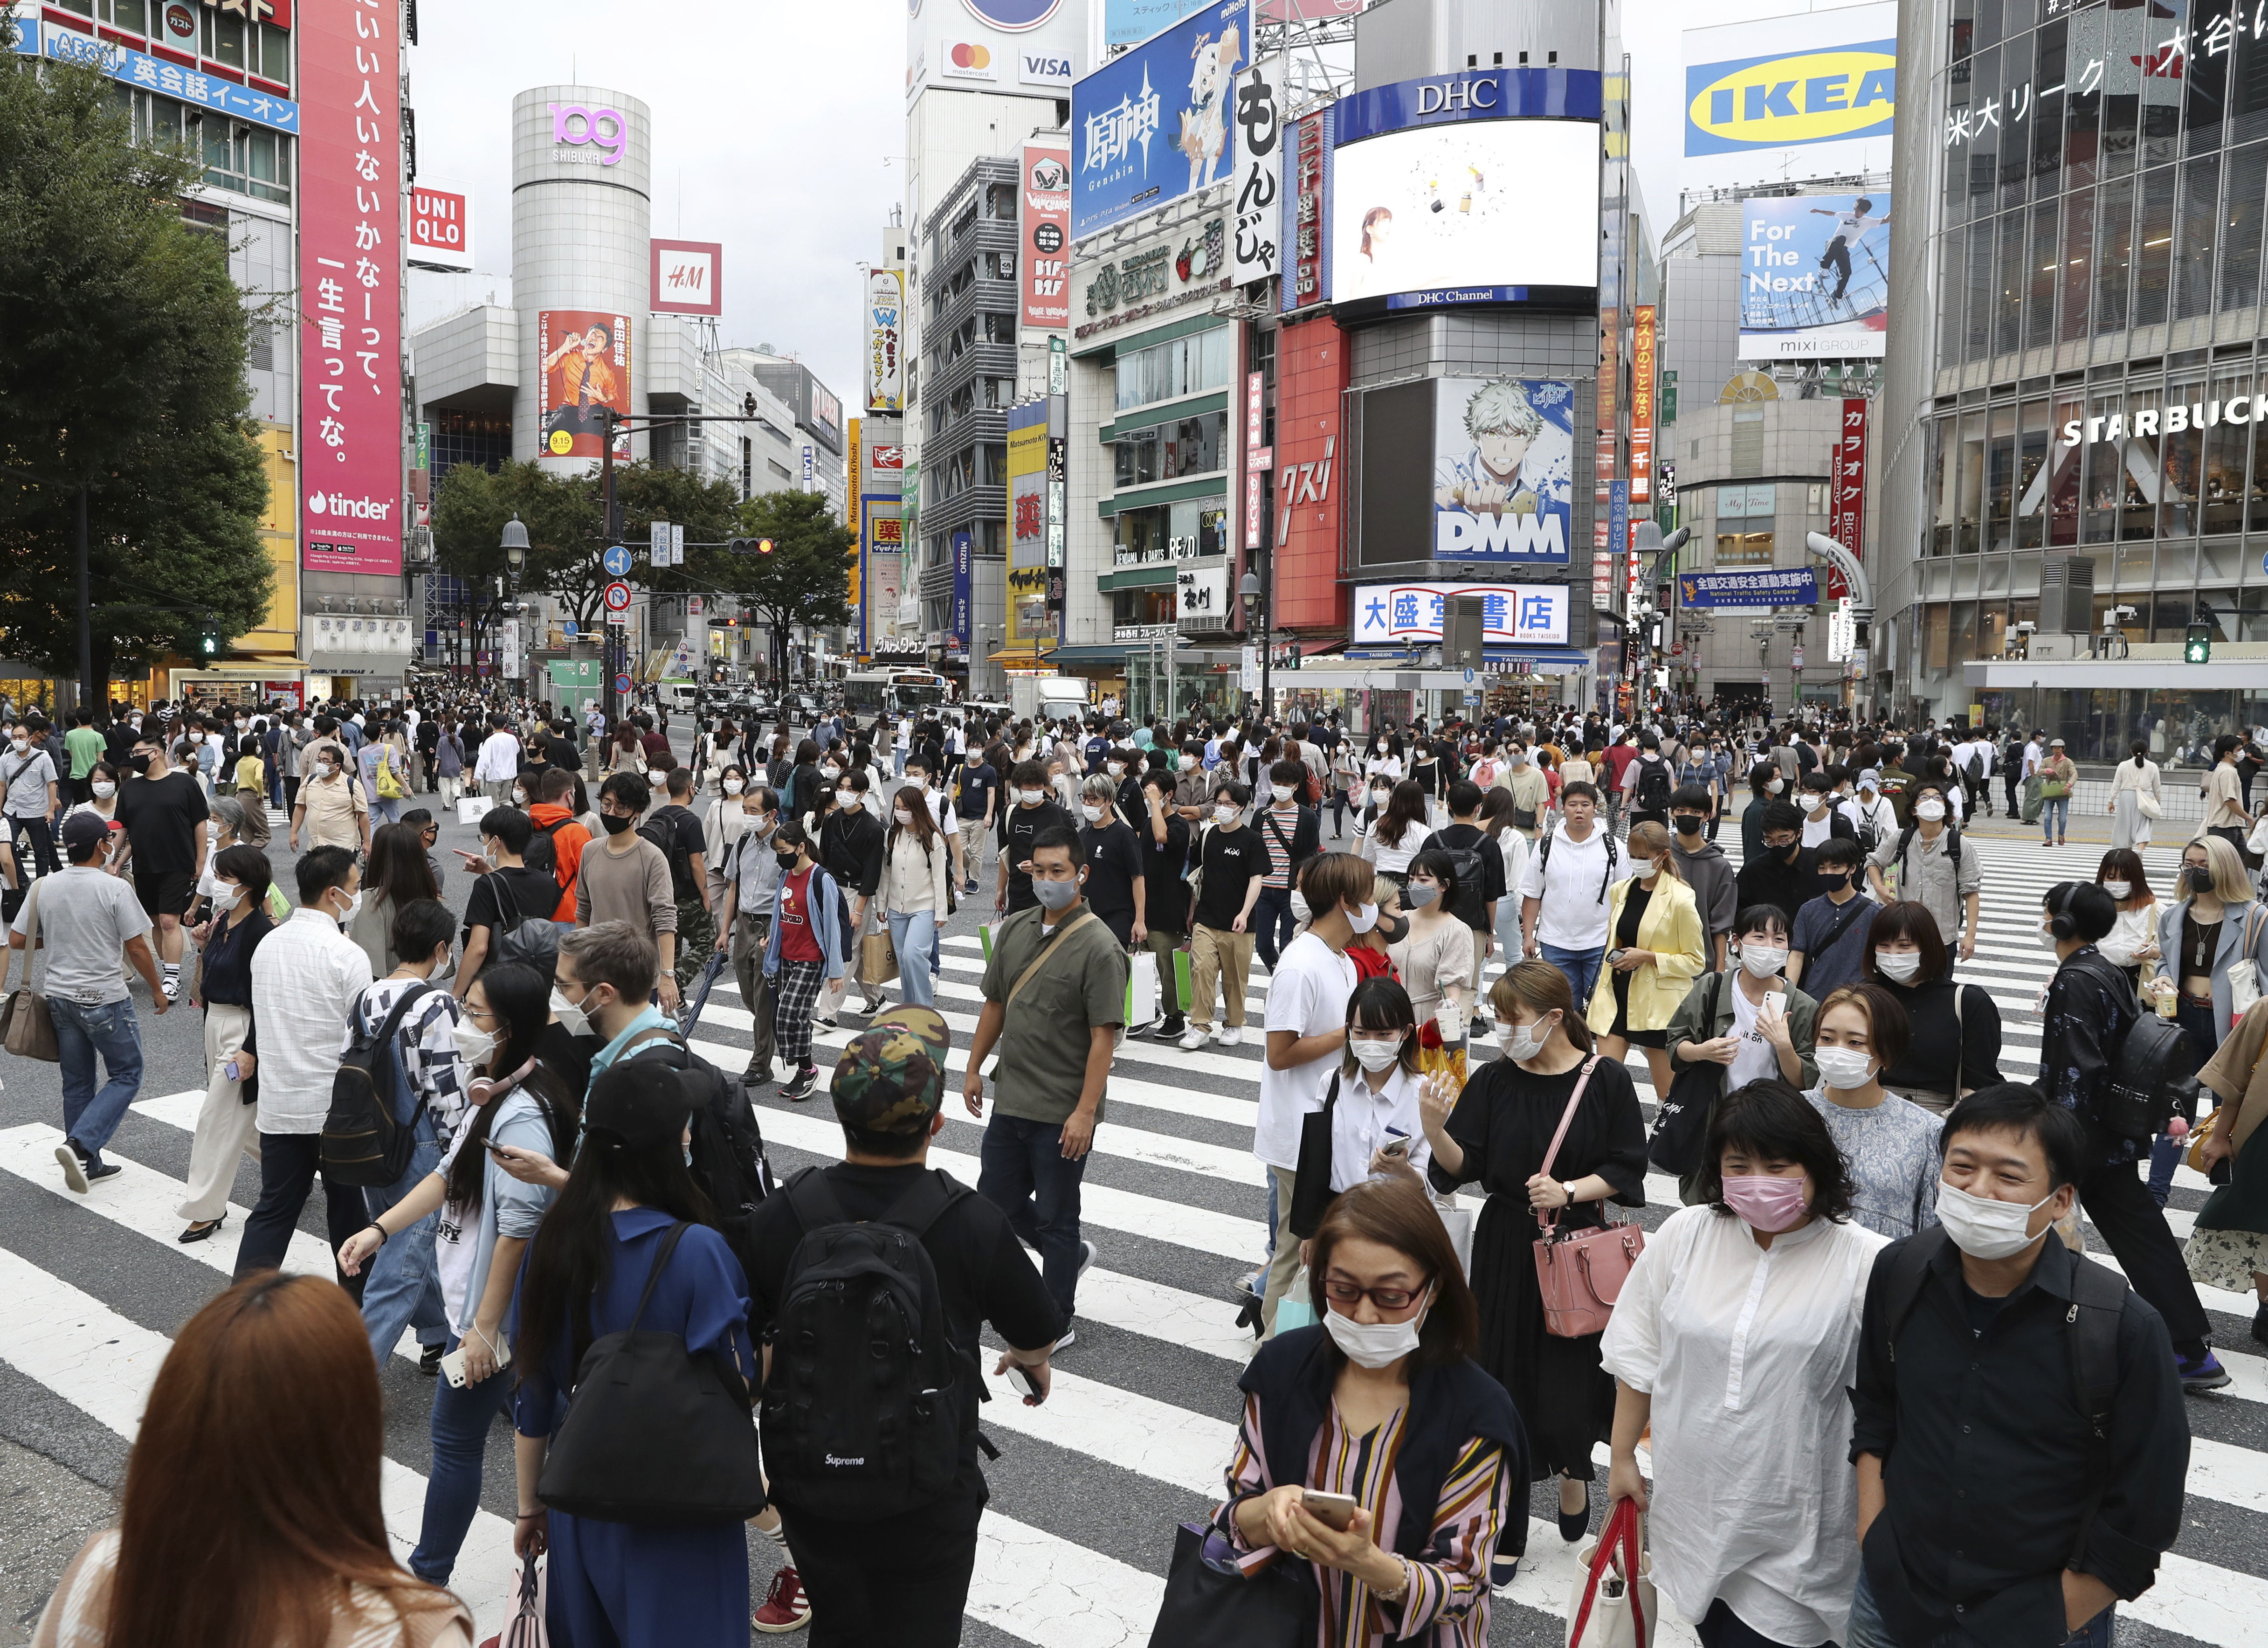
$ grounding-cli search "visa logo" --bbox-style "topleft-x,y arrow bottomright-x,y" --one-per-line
1020,52 -> 1073,83
1685,43 -> 1896,156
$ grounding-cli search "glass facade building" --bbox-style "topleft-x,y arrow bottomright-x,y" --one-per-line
1883,0 -> 2268,756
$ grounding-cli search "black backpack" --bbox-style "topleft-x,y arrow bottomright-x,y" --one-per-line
319,983 -> 436,1187
2068,956 -> 2201,1142
535,1221 -> 768,1524
759,1167 -> 976,1518
1633,756 -> 1673,812
617,1027 -> 774,1260
1890,822 -> 1961,879
640,805 -> 702,901
483,871 -> 567,982
1427,828 -> 1489,931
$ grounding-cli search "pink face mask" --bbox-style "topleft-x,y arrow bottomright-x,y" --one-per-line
1721,1174 -> 1810,1233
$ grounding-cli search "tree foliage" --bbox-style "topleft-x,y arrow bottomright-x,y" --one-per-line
730,488 -> 856,652
0,30 -> 274,681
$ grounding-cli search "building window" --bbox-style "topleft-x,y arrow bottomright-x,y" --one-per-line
1114,327 -> 1232,411
1113,410 -> 1226,487
191,113 -> 291,205
1112,498 -> 1226,564
1715,532 -> 1773,566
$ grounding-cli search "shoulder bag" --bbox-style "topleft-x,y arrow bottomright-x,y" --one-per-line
1145,1520 -> 1318,1648
986,909 -> 1100,1075
0,880 -> 58,1062
1532,1055 -> 1645,1338
1565,1497 -> 1654,1648
1286,1073 -> 1344,1240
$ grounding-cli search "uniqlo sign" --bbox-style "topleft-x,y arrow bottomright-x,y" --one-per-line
297,0 -> 402,575
1827,396 -> 1868,598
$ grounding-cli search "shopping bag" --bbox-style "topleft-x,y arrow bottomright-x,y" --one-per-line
478,1555 -> 550,1648
1436,1202 -> 1475,1276
859,932 -> 899,987
1146,1520 -> 1318,1648
457,795 -> 493,826
1565,1498 -> 1654,1647
1127,955 -> 1159,1025
1273,1265 -> 1317,1334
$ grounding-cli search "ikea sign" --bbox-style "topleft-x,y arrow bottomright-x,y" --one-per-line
1684,42 -> 1895,156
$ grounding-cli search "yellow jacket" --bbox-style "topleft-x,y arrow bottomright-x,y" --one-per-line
1585,873 -> 1708,1034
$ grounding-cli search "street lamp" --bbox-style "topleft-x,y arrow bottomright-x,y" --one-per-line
1240,568 -> 1270,718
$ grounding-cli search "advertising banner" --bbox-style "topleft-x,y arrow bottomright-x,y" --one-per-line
848,418 -> 862,653
297,0 -> 402,575
1176,562 -> 1228,626
1071,0 -> 1251,240
1432,378 -> 1575,565
1677,567 -> 1820,609
1229,55 -> 1283,287
1274,314 -> 1345,631
1352,583 -> 1569,647
1280,108 -> 1332,312
35,20 -> 298,132
408,180 -> 474,273
1739,194 -> 1889,359
1683,8 -> 1896,157
1827,396 -> 1868,598
951,532 -> 974,651
1631,305 -> 1656,505
1018,141 -> 1071,329
866,552 -> 903,652
537,311 -> 632,460
650,239 -> 724,317
865,269 -> 904,413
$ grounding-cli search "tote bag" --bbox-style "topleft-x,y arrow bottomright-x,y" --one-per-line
1565,1500 -> 1655,1647
1146,1520 -> 1317,1648
1533,1056 -> 1646,1338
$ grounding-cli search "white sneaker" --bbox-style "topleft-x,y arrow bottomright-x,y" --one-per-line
1052,1328 -> 1076,1353
1218,1025 -> 1243,1047
1178,1025 -> 1210,1050
55,1144 -> 88,1195
1077,1239 -> 1097,1277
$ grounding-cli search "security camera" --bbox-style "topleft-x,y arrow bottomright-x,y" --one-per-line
2108,605 -> 2137,622
2014,620 -> 2036,635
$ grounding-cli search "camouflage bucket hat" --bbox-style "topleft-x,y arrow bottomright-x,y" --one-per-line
831,1005 -> 951,1134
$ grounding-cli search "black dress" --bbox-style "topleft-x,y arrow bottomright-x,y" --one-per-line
1427,1052 -> 1649,1490
1608,883 -> 1666,1049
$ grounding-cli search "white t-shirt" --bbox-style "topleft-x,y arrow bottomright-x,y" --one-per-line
1726,978 -> 1789,1089
1256,931 -> 1358,1170
1799,807 -> 1837,849
1519,821 -> 1620,950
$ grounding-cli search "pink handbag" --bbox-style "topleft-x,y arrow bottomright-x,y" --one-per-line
1531,1055 -> 1646,1338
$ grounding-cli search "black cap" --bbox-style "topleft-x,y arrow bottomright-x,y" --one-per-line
581,1056 -> 699,1156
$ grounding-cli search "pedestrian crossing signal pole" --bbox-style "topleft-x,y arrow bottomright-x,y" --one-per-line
2185,623 -> 2213,664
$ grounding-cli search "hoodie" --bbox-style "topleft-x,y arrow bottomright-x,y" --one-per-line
1671,830 -> 1737,946
527,801 -> 590,923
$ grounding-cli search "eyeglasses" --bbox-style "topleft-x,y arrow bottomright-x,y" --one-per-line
1321,1277 -> 1431,1313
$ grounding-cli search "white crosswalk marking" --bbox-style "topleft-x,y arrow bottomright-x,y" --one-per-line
4,831 -> 2266,1646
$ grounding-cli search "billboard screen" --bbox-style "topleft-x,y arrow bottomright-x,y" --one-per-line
538,312 -> 631,460
1071,0 -> 1251,240
1019,141 -> 1071,329
650,239 -> 724,317
1683,6 -> 1896,164
1739,194 -> 1889,359
408,180 -> 473,273
1329,120 -> 1599,306
865,269 -> 904,413
1433,378 -> 1575,565
298,0 -> 402,575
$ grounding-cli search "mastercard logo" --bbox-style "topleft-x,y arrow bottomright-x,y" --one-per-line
950,42 -> 991,68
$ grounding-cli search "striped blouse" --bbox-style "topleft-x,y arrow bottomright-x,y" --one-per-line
1214,1392 -> 1513,1648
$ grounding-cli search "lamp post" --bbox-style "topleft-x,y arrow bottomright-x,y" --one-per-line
501,517 -> 528,692
1240,567 -> 1270,720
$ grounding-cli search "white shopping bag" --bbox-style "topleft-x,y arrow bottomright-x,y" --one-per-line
1126,955 -> 1159,1025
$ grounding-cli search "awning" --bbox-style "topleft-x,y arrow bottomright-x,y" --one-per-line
1343,648 -> 1593,672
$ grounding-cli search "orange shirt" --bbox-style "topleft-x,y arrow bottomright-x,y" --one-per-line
529,802 -> 591,922
560,350 -> 616,410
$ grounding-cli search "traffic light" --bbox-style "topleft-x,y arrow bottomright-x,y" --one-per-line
2185,622 -> 2213,664
198,628 -> 220,657
726,537 -> 776,556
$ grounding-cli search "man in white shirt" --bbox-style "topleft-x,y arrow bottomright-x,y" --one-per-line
1519,781 -> 1621,1029
473,714 -> 523,808
1255,851 -> 1366,1332
234,844 -> 377,1286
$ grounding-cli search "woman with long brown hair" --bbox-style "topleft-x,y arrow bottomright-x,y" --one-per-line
348,819 -> 441,977
879,780 -> 950,1006
34,1274 -> 472,1648
1418,958 -> 1649,1588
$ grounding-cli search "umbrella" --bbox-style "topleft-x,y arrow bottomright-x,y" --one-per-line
676,949 -> 729,1037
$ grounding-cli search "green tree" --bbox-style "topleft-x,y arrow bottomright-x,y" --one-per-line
0,23 -> 274,687
729,490 -> 854,679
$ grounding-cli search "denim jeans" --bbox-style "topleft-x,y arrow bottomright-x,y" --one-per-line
407,1333 -> 516,1584
2040,795 -> 2070,842
1848,1563 -> 2112,1648
1539,943 -> 1605,1018
889,908 -> 939,1007
50,995 -> 144,1163
358,1113 -> 447,1362
977,1112 -> 1089,1320
1252,884 -> 1297,971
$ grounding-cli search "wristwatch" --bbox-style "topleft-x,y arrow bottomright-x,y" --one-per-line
1562,1181 -> 1579,1206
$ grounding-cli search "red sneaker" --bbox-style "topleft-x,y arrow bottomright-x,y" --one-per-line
753,1565 -> 812,1634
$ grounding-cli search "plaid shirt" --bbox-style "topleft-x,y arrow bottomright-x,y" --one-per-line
342,977 -> 471,1148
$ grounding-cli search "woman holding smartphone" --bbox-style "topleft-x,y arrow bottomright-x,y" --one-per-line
1325,977 -> 1433,1191
1216,1170 -> 1524,1640
336,962 -> 579,1586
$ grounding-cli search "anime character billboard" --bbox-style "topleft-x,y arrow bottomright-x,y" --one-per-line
1432,377 -> 1574,564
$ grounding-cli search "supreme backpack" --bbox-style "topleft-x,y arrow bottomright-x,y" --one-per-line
319,983 -> 436,1187
759,1167 -> 979,1518
1633,756 -> 1673,812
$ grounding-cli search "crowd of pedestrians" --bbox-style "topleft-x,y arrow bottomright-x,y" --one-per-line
9,688 -> 2254,1648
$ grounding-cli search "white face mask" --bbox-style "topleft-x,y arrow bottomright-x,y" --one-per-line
1020,788 -> 1046,806
333,888 -> 363,924
2038,923 -> 2062,950
551,987 -> 592,1038
894,808 -> 916,827
724,778 -> 745,795
1874,949 -> 1923,983
1322,1289 -> 1431,1369
2103,879 -> 2131,900
1289,889 -> 1312,923
1107,762 -> 1125,776
1814,1046 -> 1876,1090
1739,944 -> 1788,978
91,780 -> 116,798
1765,777 -> 1784,793
511,789 -> 527,806
1350,1035 -> 1405,1073
1346,900 -> 1379,934
1214,802 -> 1241,825
647,769 -> 668,783
451,1022 -> 497,1066
1935,1179 -> 2057,1260
1916,799 -> 1946,822
1632,856 -> 1658,880
1271,783 -> 1297,803
1499,1015 -> 1554,1060
1179,754 -> 1197,771
1081,803 -> 1104,823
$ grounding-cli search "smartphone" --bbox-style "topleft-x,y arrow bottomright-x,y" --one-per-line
222,1059 -> 241,1083
1300,1490 -> 1359,1532
1007,1363 -> 1045,1401
439,1334 -> 511,1388
1379,1126 -> 1411,1158
483,1137 -> 514,1158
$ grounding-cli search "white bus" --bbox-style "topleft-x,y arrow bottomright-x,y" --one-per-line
841,669 -> 950,720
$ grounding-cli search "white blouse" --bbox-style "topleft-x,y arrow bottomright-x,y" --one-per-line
1324,1061 -> 1432,1192
1599,1205 -> 1888,1648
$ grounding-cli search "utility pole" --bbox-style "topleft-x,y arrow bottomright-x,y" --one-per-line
76,486 -> 94,718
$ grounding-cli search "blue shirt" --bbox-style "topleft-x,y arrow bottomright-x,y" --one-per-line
588,1003 -> 672,1082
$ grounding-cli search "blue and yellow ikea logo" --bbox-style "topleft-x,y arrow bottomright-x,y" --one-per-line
1684,42 -> 1896,156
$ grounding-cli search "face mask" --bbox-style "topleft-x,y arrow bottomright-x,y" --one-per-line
128,755 -> 151,775
1289,889 -> 1312,923
1404,881 -> 1441,908
838,786 -> 859,802
1374,743 -> 1386,755
1814,1046 -> 1876,1090
599,812 -> 635,836
334,889 -> 363,924
2036,922 -> 2065,951
1032,875 -> 1081,911
1347,901 -> 1379,935
893,808 -> 916,828
1739,944 -> 1787,978
646,769 -> 669,784
822,765 -> 841,779
1499,1016 -> 1554,1060
2186,866 -> 2214,894
683,1144 -> 694,1169
1765,777 -> 1785,793
1874,949 -> 1922,983
1350,1035 -> 1405,1073
1633,857 -> 1660,881
724,778 -> 745,795
91,780 -> 116,799
1371,787 -> 1391,803
1510,750 -> 1529,766
1673,814 -> 1701,835
214,879 -> 242,907
451,1022 -> 498,1066
1323,1289 -> 1431,1369
317,762 -> 337,777
775,851 -> 800,872
1271,783 -> 1297,803
1916,799 -> 1946,822
511,789 -> 527,806
2103,879 -> 2131,900
1020,788 -> 1046,806
1215,803 -> 1241,824
1935,1179 -> 2057,1260
1722,1175 -> 1811,1233
8,737 -> 26,752
1108,762 -> 1125,777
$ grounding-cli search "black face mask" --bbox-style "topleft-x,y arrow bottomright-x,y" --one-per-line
1672,815 -> 1703,835
128,754 -> 152,775
598,812 -> 635,836
775,851 -> 801,872
2187,866 -> 2215,894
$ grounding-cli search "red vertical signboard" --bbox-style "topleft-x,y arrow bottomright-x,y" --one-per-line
1827,396 -> 1867,598
1018,141 -> 1070,330
1272,316 -> 1346,632
298,0 -> 402,576
1630,305 -> 1656,505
